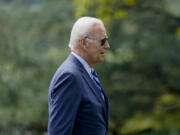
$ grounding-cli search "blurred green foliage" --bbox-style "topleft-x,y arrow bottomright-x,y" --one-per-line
74,0 -> 180,135
0,0 -> 180,135
0,0 -> 74,134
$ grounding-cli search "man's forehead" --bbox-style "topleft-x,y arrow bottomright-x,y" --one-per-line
92,23 -> 107,37
92,23 -> 105,30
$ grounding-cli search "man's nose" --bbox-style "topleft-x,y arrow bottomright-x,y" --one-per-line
104,41 -> 110,49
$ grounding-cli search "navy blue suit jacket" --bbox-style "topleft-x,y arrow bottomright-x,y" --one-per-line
48,54 -> 109,135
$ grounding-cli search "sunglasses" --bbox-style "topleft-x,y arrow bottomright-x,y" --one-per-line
85,36 -> 108,46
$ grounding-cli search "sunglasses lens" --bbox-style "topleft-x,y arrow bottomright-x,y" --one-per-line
101,38 -> 108,46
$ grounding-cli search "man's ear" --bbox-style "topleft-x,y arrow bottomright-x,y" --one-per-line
80,38 -> 88,49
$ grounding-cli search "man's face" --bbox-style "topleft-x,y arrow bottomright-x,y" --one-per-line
84,23 -> 110,67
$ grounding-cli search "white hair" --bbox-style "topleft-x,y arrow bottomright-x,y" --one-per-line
69,16 -> 104,49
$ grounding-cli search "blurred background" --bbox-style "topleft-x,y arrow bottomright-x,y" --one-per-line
0,0 -> 180,135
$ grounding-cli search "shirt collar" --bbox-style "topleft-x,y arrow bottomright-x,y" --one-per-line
71,52 -> 92,76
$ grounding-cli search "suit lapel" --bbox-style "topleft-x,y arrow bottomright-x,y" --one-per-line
82,70 -> 105,104
101,88 -> 110,125
68,54 -> 109,125
82,69 -> 109,125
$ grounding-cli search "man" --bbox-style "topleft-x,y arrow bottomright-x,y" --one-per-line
48,16 -> 110,135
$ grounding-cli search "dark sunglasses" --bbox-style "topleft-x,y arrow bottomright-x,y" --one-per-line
100,37 -> 108,46
85,36 -> 108,46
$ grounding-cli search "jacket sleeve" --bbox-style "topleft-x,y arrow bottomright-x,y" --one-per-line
48,72 -> 82,135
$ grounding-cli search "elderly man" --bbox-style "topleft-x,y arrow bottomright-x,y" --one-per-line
48,16 -> 110,135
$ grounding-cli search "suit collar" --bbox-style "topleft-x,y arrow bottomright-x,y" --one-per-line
68,54 -> 105,102
71,52 -> 92,76
67,53 -> 85,72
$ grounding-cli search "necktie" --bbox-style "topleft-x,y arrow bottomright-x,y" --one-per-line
91,69 -> 105,101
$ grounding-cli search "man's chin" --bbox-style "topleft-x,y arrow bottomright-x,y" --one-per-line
99,57 -> 105,62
